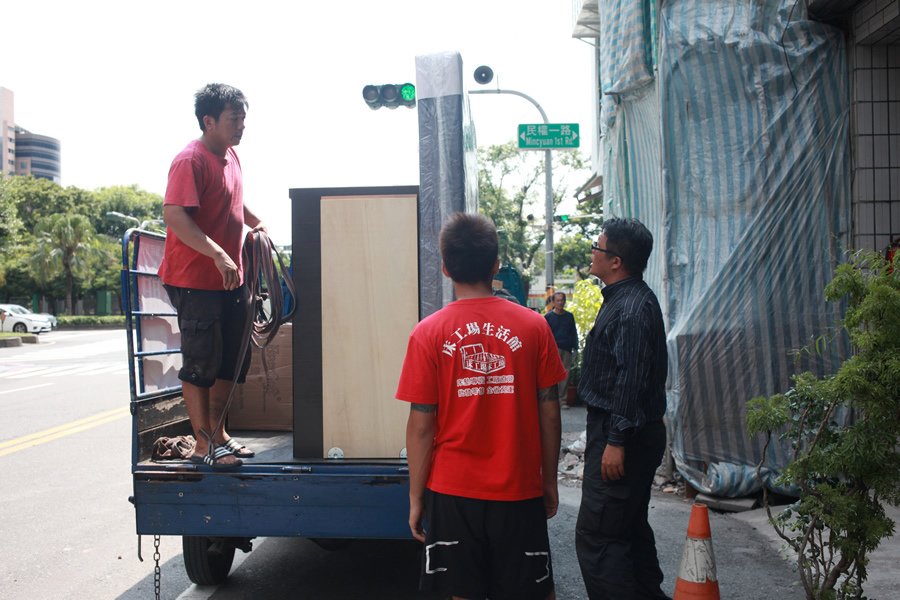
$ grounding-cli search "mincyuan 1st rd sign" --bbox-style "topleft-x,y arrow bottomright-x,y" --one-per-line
517,123 -> 580,149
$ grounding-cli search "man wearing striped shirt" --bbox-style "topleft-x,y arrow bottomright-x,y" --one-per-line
575,218 -> 669,600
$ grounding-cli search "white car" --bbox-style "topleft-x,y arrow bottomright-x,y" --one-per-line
0,303 -> 53,334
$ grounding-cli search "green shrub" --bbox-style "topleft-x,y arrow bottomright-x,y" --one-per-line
747,249 -> 899,600
57,315 -> 125,328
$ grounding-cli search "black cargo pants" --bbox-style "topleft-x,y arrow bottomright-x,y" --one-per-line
575,408 -> 668,600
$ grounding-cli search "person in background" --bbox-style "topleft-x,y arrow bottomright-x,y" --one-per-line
576,217 -> 670,600
397,212 -> 566,600
158,83 -> 265,470
886,237 -> 899,274
545,292 -> 578,407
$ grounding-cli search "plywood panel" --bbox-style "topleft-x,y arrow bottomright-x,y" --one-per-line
320,195 -> 418,457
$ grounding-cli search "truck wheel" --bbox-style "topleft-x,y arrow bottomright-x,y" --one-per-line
311,538 -> 352,551
182,536 -> 235,585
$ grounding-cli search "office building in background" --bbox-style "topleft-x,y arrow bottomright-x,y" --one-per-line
0,86 -> 61,183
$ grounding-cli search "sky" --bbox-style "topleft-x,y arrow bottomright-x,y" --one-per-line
3,1 -> 595,244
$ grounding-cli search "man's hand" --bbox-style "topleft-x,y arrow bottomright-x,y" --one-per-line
409,495 -> 426,543
213,250 -> 240,290
249,221 -> 268,235
543,482 -> 559,519
601,444 -> 625,481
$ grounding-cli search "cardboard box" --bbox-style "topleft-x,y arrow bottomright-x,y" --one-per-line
228,323 -> 292,431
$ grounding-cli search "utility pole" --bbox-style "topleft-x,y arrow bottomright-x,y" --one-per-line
470,67 -> 556,290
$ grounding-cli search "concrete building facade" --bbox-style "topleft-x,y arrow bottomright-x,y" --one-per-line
14,128 -> 61,183
0,86 -> 61,183
0,87 -> 15,178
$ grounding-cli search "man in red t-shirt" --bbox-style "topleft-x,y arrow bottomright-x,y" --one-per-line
396,213 -> 566,600
158,83 -> 265,469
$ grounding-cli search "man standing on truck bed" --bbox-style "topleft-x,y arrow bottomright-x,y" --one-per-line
158,83 -> 265,469
397,212 -> 567,600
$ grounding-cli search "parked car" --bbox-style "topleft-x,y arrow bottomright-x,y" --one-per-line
36,311 -> 57,328
0,304 -> 53,334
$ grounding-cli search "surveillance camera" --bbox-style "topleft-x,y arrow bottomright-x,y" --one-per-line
474,66 -> 494,85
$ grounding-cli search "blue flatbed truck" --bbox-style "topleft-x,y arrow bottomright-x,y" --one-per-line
122,185 -> 420,585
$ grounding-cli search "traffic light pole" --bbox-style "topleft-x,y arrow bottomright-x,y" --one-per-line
469,89 -> 555,290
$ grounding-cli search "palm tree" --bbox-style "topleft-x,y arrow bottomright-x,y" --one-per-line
29,214 -> 100,314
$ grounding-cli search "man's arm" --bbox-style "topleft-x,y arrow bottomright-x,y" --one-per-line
406,403 -> 436,542
601,316 -> 651,481
537,385 -> 561,518
243,204 -> 267,234
163,205 -> 240,290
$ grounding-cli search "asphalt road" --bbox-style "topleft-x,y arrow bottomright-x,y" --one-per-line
1,330 -> 810,599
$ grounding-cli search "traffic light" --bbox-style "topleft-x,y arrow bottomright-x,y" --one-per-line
362,83 -> 416,109
554,214 -> 570,223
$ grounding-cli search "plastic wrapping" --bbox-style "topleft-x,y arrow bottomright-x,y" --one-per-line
416,52 -> 479,318
600,0 -> 851,496
599,0 -> 656,95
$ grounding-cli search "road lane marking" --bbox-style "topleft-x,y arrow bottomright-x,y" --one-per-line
6,365 -> 86,379
0,406 -> 129,457
0,383 -> 53,395
74,365 -> 128,376
0,363 -> 128,379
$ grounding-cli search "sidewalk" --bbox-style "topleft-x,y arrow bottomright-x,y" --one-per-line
558,404 -> 899,599
731,501 -> 900,599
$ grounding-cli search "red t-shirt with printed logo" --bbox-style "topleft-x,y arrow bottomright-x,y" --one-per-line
158,139 -> 245,290
396,296 -> 567,501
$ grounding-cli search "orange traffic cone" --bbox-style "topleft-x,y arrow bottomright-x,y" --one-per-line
673,503 -> 720,599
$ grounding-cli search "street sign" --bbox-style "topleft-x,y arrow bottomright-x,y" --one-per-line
517,123 -> 580,149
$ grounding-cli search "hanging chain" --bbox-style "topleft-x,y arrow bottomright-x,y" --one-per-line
153,535 -> 161,600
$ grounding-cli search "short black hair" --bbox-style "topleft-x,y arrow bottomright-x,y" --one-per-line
440,213 -> 498,285
194,83 -> 248,132
602,217 -> 653,275
553,292 -> 566,301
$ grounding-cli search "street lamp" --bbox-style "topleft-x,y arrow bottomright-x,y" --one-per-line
469,66 -> 556,290
106,211 -> 161,230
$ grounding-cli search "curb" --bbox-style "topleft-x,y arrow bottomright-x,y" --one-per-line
0,337 -> 23,348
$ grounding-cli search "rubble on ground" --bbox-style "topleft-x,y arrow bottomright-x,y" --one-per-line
557,430 -> 684,494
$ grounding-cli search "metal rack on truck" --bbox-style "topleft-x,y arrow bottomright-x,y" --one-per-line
123,186 -> 420,586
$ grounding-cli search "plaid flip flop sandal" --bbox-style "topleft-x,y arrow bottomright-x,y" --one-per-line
223,438 -> 255,458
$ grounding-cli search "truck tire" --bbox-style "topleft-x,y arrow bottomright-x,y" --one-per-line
311,538 -> 352,551
182,536 -> 235,585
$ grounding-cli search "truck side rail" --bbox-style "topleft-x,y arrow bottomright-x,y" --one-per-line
120,228 -> 183,405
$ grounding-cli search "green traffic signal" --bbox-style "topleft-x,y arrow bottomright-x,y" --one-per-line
362,83 -> 416,110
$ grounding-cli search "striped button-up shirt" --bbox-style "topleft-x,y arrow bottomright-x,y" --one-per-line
578,277 -> 667,445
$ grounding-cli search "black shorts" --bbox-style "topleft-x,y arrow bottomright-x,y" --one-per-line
164,284 -> 253,388
421,491 -> 554,600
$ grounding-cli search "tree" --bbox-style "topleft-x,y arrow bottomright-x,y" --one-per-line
0,187 -> 22,288
477,142 -> 590,285
92,185 -> 164,236
29,214 -> 106,314
1,175 -> 91,232
746,250 -> 900,599
554,233 -> 594,280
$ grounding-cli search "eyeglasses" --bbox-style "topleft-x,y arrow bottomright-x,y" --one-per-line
591,242 -> 620,258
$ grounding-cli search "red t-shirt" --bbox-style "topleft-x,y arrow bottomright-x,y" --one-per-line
158,139 -> 245,290
396,296 -> 567,501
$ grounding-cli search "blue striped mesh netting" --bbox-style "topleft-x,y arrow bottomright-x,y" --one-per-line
599,0 -> 851,497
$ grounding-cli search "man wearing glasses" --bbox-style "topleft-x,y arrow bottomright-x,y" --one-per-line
575,218 -> 670,599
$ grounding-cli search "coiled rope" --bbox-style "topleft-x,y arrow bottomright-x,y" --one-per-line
202,228 -> 295,458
